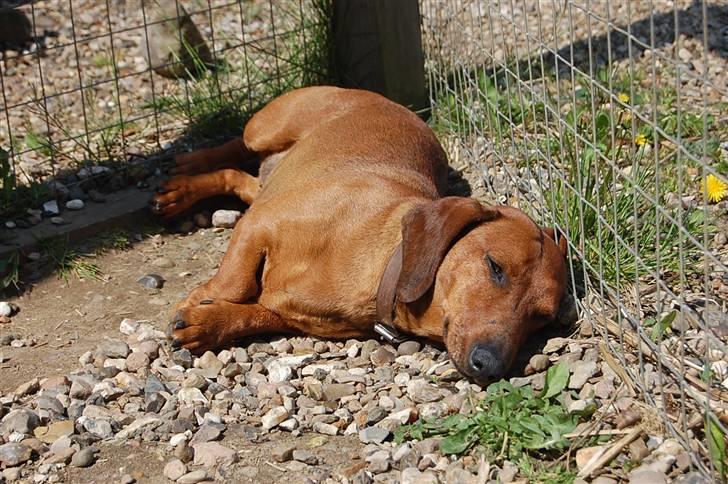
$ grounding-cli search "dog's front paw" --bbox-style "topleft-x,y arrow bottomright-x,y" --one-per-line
168,301 -> 225,354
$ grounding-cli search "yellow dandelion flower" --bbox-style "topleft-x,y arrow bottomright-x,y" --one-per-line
635,133 -> 648,146
618,93 -> 630,103
705,174 -> 728,203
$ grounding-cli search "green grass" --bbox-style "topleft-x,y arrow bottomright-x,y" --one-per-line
431,65 -> 719,289
395,364 -> 596,481
37,237 -> 103,283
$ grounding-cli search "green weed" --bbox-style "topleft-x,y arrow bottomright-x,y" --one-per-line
395,364 -> 595,476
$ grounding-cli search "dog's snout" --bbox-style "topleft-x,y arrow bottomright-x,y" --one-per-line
468,343 -> 506,380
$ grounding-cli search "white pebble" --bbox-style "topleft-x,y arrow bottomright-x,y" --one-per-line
66,199 -> 85,210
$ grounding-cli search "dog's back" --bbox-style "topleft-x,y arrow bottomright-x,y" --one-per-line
246,86 -> 449,204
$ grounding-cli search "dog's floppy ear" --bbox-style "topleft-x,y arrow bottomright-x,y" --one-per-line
544,227 -> 568,258
397,197 -> 499,303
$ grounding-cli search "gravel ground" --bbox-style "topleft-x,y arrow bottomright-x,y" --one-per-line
0,217 -> 720,484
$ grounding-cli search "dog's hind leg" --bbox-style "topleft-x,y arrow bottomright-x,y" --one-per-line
169,301 -> 295,354
150,168 -> 260,218
171,137 -> 254,176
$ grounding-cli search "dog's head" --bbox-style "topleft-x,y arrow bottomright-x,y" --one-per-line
397,197 -> 573,383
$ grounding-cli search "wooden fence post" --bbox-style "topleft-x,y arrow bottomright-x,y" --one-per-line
332,0 -> 428,115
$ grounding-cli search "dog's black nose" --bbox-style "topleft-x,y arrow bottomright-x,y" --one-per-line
468,343 -> 506,380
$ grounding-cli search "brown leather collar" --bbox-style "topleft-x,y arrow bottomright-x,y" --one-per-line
375,243 -> 404,342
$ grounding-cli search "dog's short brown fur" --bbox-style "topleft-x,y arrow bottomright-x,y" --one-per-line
151,86 -> 570,382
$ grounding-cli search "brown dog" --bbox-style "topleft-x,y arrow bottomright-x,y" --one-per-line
151,86 -> 572,382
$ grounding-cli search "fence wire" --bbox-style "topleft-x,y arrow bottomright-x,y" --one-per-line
421,0 -> 728,478
0,0 -> 329,218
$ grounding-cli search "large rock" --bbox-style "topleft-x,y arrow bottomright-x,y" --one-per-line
142,0 -> 213,79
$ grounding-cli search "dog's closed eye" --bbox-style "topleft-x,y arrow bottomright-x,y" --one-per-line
486,255 -> 506,286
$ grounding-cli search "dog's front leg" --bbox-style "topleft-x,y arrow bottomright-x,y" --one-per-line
177,213 -> 267,309
170,301 -> 293,353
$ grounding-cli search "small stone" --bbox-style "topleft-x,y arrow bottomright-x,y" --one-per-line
212,209 -> 242,228
401,467 -> 439,484
71,447 -> 97,468
0,442 -> 32,467
569,361 -> 598,389
292,449 -> 318,465
96,339 -> 130,359
164,458 -> 187,481
359,426 -> 390,444
177,470 -> 208,484
119,319 -> 140,335
177,387 -> 208,406
65,199 -> 84,210
126,352 -> 150,373
137,274 -> 165,289
189,424 -> 223,445
323,383 -> 356,401
51,216 -> 65,225
120,474 -> 136,484
529,354 -> 550,372
1,409 -> 40,435
406,379 -> 442,403
271,443 -> 296,462
5,221 -> 16,229
313,422 -> 338,436
0,302 -> 17,317
197,351 -> 223,376
42,200 -> 60,216
370,347 -> 396,366
397,341 -> 421,356
192,442 -> 238,467
14,378 -> 39,397
33,420 -> 74,444
628,469 -> 668,484
261,407 -> 289,430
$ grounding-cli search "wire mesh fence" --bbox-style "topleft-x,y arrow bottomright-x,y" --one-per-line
0,0 -> 330,219
421,0 -> 728,478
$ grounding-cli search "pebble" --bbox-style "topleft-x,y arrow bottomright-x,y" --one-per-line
70,447 -> 97,468
192,442 -> 238,467
401,467 -> 439,484
292,449 -> 318,465
529,354 -> 550,372
164,459 -> 187,481
65,199 -> 84,210
42,200 -> 60,216
211,209 -> 242,228
261,407 -> 289,430
0,443 -> 33,467
177,470 -> 208,484
271,443 -> 296,462
359,426 -> 390,444
137,274 -> 165,289
0,301 -> 17,317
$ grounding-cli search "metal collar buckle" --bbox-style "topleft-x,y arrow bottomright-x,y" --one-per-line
374,322 -> 408,344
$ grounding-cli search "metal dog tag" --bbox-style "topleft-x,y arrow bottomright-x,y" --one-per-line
374,322 -> 408,344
